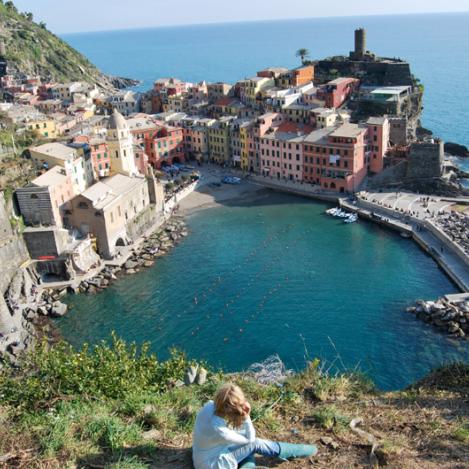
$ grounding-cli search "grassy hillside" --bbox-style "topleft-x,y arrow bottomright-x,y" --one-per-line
0,1 -> 121,88
0,335 -> 467,468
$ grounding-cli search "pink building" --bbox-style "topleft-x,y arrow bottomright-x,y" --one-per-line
248,113 -> 283,173
367,117 -> 390,174
303,123 -> 367,193
153,78 -> 187,96
317,77 -> 360,109
259,121 -> 312,181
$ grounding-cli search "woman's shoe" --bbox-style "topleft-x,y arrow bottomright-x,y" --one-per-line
278,442 -> 318,460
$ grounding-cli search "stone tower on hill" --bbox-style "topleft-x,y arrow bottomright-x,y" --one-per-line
106,109 -> 138,177
354,28 -> 366,58
350,27 -> 375,61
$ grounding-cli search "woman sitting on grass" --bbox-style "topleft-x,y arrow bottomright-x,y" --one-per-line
192,383 -> 317,468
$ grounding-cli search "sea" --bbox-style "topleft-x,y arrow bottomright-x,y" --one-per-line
57,14 -> 469,390
57,195 -> 469,391
63,12 -> 469,147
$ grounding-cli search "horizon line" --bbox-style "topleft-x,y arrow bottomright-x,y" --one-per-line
59,10 -> 469,36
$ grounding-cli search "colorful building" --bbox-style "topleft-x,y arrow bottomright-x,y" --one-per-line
144,125 -> 185,168
366,117 -> 390,173
259,122 -> 312,181
230,118 -> 253,169
303,123 -> 368,192
208,116 -> 234,165
182,117 -> 215,162
247,113 -> 283,173
26,117 -> 57,138
240,77 -> 275,107
207,82 -> 233,104
317,77 -> 360,109
74,135 -> 111,179
277,65 -> 314,88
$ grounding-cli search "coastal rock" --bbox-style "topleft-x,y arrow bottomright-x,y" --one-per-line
445,142 -> 469,158
108,75 -> 141,89
195,367 -> 207,385
184,365 -> 198,385
144,261 -> 154,268
126,269 -> 136,275
50,302 -> 68,318
124,260 -> 138,270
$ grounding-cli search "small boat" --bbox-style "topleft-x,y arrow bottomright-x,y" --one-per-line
400,231 -> 412,239
326,207 -> 340,216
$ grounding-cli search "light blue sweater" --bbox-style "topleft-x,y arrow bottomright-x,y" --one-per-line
192,400 -> 256,469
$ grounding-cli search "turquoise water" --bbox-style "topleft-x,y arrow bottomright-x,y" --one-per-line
57,195 -> 469,390
63,13 -> 469,147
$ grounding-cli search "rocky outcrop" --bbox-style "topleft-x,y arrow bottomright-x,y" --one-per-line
407,297 -> 469,339
109,76 -> 141,90
444,142 -> 469,158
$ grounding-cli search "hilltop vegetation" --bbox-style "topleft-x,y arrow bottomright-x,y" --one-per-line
0,335 -> 467,468
0,1 -> 126,88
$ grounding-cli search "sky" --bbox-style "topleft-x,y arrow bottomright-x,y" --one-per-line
13,0 -> 469,34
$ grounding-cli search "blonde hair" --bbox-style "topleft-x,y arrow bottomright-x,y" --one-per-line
214,383 -> 246,428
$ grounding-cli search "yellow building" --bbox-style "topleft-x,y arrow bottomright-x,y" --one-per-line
208,116 -> 234,165
27,118 -> 57,138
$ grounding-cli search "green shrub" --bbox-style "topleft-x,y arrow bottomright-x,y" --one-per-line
0,333 -> 194,410
309,405 -> 350,431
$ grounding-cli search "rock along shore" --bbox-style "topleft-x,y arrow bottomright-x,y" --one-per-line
407,296 -> 469,340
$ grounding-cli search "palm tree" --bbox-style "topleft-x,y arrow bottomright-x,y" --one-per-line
296,48 -> 310,64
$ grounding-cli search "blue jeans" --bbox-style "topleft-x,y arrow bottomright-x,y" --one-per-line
229,438 -> 280,463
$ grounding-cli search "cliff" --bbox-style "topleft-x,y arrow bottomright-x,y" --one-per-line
0,1 -> 137,90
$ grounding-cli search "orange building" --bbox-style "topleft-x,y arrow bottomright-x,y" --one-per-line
277,65 -> 315,88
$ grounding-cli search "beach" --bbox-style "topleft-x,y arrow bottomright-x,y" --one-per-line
178,166 -> 270,214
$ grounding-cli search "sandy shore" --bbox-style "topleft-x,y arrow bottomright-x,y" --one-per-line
178,167 -> 269,214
